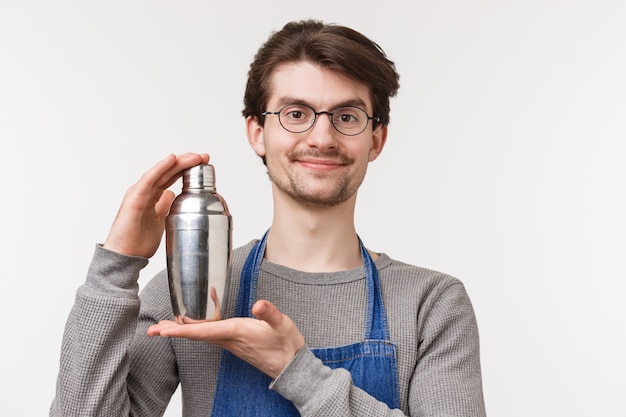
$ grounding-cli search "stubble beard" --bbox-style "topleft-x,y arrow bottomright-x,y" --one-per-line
266,149 -> 367,209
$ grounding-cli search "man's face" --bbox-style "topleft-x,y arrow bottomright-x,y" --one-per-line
247,61 -> 386,209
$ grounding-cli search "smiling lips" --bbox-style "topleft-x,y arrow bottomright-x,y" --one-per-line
289,150 -> 352,172
297,157 -> 347,172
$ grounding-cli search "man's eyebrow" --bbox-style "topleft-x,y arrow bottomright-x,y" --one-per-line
275,96 -> 307,107
274,96 -> 369,110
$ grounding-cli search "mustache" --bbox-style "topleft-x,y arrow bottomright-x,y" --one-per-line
287,149 -> 353,164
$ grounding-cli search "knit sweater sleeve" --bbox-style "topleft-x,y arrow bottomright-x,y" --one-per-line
409,281 -> 485,417
49,244 -> 179,417
271,347 -> 409,416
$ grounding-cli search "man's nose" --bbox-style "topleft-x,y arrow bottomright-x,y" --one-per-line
305,113 -> 339,148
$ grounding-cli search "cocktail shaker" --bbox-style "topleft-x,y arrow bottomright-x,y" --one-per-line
166,164 -> 232,322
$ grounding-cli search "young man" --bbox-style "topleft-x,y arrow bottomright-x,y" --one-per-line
51,20 -> 486,416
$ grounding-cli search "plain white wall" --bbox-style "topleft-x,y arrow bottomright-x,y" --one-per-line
1,1 -> 624,416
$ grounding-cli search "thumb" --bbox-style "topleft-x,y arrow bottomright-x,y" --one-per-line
155,189 -> 176,218
252,300 -> 284,328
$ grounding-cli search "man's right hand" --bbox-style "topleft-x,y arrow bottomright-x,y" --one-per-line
103,153 -> 210,258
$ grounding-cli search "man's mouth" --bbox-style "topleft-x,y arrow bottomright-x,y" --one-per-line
289,150 -> 351,168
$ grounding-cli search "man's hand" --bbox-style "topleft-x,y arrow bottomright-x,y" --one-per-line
147,300 -> 306,379
103,153 -> 209,258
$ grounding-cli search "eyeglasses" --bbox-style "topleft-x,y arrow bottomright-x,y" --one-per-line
262,103 -> 379,136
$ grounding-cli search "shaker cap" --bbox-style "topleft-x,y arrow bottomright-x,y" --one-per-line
183,164 -> 215,190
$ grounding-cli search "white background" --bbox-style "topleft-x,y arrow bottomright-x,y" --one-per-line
1,1 -> 625,416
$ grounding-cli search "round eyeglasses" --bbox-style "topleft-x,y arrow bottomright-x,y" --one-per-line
262,103 -> 379,136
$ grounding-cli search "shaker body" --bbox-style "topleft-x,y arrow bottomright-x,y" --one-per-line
165,165 -> 232,322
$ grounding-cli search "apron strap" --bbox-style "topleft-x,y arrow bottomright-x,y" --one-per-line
358,236 -> 390,340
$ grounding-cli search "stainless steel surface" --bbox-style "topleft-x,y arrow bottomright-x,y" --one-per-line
166,164 -> 232,322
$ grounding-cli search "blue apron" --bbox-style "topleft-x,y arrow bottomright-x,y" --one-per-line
210,230 -> 400,416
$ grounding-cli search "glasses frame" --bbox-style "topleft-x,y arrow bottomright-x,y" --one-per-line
262,103 -> 380,136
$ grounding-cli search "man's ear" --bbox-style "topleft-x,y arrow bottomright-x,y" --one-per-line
368,124 -> 387,162
246,116 -> 266,157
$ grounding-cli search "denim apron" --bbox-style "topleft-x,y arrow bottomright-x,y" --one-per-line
210,230 -> 400,416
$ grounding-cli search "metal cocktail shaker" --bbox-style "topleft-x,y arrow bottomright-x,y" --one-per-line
166,164 -> 232,322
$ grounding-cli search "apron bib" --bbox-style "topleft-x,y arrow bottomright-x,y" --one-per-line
210,230 -> 399,416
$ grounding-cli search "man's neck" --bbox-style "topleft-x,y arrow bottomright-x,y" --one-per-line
264,197 -> 364,273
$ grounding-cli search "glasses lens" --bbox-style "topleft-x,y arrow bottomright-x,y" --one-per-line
332,107 -> 368,135
278,104 -> 316,133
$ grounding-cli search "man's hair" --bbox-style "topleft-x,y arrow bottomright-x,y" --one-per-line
243,20 -> 400,128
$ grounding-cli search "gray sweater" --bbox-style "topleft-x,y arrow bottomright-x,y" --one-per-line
51,240 -> 486,416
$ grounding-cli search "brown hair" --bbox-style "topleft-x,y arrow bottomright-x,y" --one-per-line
243,20 -> 400,128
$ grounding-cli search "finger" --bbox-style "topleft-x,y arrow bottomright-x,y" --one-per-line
135,153 -> 209,197
252,300 -> 284,329
154,189 -> 176,218
146,320 -> 178,337
149,319 -> 230,341
138,154 -> 178,190
156,153 -> 210,191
